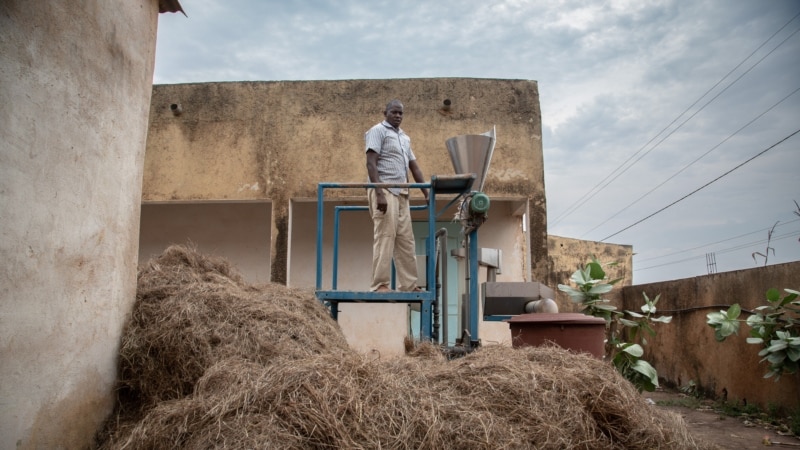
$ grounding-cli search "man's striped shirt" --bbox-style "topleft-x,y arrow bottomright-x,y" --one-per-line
365,121 -> 416,195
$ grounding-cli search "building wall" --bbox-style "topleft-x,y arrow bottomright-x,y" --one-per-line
0,1 -> 159,448
143,79 -> 549,277
621,262 -> 800,410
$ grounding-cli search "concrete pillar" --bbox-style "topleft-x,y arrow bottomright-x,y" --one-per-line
0,1 -> 159,447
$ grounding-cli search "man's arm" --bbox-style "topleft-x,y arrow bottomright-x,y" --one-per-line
366,149 -> 381,183
408,160 -> 429,200
366,149 -> 388,213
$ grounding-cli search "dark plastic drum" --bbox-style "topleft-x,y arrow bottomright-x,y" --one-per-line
507,313 -> 606,359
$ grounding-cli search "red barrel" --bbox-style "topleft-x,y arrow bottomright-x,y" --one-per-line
507,313 -> 607,359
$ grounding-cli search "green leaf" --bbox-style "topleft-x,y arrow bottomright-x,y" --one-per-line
766,288 -> 781,303
719,320 -> 739,338
651,316 -> 672,324
650,293 -> 662,306
746,314 -> 764,327
631,360 -> 659,390
726,304 -> 741,320
786,347 -> 800,362
621,343 -> 644,357
749,328 -> 765,339
780,290 -> 798,306
767,340 -> 788,352
766,352 -> 785,364
569,269 -> 588,286
619,318 -> 639,328
557,285 -> 582,297
587,261 -> 606,281
625,310 -> 644,318
592,304 -> 618,311
706,311 -> 726,325
588,284 -> 613,295
558,285 -> 586,304
746,337 -> 764,345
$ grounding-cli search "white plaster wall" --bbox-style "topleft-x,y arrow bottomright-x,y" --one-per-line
0,1 -> 158,448
288,198 -> 529,356
139,202 -> 272,284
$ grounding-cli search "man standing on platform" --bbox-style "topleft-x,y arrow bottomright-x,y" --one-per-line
365,99 -> 429,293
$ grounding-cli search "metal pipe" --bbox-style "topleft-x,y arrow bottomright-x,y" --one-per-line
431,239 -> 439,343
460,230 -> 470,345
434,227 -> 448,344
524,298 -> 559,314
315,185 -> 324,291
468,228 -> 480,346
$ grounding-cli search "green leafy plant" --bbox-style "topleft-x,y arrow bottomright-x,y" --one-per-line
706,288 -> 800,380
558,258 -> 672,392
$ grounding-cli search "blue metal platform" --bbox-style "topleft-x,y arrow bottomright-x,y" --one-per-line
314,174 -> 476,341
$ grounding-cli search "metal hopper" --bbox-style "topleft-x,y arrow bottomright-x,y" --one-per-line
445,126 -> 496,192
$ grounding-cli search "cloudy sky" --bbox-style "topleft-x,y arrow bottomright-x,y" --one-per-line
153,0 -> 800,284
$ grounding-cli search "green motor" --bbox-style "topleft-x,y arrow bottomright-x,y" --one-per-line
470,192 -> 491,214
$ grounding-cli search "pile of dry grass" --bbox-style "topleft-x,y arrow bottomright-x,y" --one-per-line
98,245 -> 714,449
117,244 -> 349,409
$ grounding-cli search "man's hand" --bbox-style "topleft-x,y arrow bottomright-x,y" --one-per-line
376,191 -> 388,214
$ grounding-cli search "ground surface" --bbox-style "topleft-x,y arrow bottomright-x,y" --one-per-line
645,388 -> 800,449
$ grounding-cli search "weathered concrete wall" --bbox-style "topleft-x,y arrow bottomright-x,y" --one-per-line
144,79 -> 549,282
0,1 -> 158,448
547,235 -> 634,311
622,262 -> 800,410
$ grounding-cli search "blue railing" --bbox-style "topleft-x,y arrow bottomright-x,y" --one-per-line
314,175 -> 474,340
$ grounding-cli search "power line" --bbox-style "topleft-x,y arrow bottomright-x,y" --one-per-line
550,10 -> 800,228
580,86 -> 800,237
599,128 -> 800,242
635,230 -> 800,272
580,24 -> 800,238
635,218 -> 800,263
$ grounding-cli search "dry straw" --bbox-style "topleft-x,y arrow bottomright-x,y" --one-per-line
97,244 -> 715,449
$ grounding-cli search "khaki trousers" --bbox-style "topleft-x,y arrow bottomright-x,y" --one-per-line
368,188 -> 419,291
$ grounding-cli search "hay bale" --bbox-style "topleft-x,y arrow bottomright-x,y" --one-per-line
104,346 -> 712,449
99,245 -> 715,449
118,245 -> 350,410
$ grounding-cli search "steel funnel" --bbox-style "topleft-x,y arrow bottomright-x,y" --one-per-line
445,126 -> 496,192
